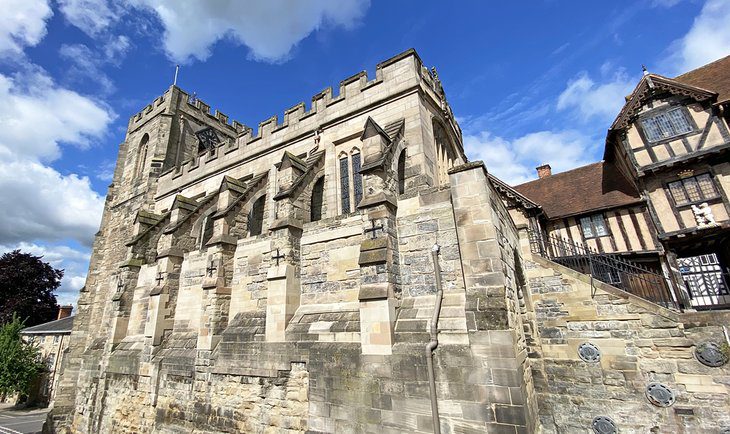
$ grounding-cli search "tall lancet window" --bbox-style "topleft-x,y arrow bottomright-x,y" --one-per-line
340,156 -> 350,213
248,195 -> 266,236
310,177 -> 325,222
135,133 -> 149,178
397,149 -> 407,195
352,152 -> 362,209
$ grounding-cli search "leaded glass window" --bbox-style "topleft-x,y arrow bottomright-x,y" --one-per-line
580,214 -> 609,239
667,174 -> 719,205
248,195 -> 266,236
352,153 -> 362,209
641,108 -> 693,142
311,177 -> 325,222
340,157 -> 350,213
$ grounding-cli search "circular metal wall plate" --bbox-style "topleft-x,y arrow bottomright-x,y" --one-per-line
578,342 -> 601,363
592,416 -> 617,434
645,383 -> 675,407
695,342 -> 728,367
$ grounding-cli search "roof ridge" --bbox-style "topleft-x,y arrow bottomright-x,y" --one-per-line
514,161 -> 603,188
675,54 -> 730,80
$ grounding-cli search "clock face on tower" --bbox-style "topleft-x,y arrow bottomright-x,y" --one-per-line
195,127 -> 221,153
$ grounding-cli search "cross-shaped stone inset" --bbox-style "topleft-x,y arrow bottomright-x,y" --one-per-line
155,272 -> 165,286
364,219 -> 384,239
272,248 -> 286,266
206,260 -> 217,277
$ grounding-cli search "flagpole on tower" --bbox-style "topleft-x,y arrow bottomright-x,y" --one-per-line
173,64 -> 180,86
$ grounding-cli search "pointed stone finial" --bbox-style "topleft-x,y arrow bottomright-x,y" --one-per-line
642,64 -> 649,76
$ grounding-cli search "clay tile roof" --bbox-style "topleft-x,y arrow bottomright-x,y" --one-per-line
512,162 -> 642,219
675,55 -> 730,104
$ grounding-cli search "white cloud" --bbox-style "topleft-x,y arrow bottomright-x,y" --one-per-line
95,159 -> 116,182
0,0 -> 53,55
651,0 -> 683,7
57,0 -> 116,37
0,158 -> 104,246
0,69 -> 110,247
0,70 -> 114,161
557,70 -> 635,123
464,130 -> 597,185
0,242 -> 91,306
664,0 -> 730,74
129,0 -> 370,63
103,35 -> 132,65
59,43 -> 117,95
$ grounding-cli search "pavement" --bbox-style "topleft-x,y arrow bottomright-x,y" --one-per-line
0,404 -> 49,434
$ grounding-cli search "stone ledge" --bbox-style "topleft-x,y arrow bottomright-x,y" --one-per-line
359,283 -> 391,301
448,160 -> 486,175
359,248 -> 388,266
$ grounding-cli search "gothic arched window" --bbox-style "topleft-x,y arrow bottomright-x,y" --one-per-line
352,152 -> 362,208
135,133 -> 149,178
339,156 -> 350,213
397,149 -> 407,195
310,177 -> 325,222
248,195 -> 266,236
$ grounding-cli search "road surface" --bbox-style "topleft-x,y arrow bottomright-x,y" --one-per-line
0,404 -> 49,434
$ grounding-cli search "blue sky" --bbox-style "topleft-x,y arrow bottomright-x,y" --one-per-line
0,0 -> 728,306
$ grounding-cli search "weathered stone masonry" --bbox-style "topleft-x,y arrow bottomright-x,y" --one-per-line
49,49 -> 729,434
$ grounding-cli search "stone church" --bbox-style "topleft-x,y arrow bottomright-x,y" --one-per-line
49,49 -> 729,433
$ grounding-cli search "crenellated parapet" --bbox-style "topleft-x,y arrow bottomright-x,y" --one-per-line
155,48 -> 461,196
127,86 -> 248,137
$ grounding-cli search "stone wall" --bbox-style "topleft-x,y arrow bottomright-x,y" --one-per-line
523,251 -> 730,433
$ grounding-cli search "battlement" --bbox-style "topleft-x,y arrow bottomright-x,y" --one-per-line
157,48 -> 459,194
128,87 -> 249,136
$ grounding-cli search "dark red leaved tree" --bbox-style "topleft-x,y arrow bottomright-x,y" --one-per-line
0,250 -> 62,327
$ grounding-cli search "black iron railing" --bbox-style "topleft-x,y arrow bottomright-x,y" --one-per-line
529,230 -> 681,310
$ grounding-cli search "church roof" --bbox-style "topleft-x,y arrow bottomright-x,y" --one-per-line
513,162 -> 642,219
675,55 -> 730,104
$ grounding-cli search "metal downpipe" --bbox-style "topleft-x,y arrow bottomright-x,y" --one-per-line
426,244 -> 444,434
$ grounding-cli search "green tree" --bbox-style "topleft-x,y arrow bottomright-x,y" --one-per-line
0,250 -> 63,327
0,315 -> 44,397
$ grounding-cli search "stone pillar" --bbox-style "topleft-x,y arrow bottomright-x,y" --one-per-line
109,259 -> 142,344
357,121 -> 399,354
449,162 -> 508,330
197,242 -> 235,351
448,161 -> 535,432
144,251 -> 182,345
357,207 -> 398,355
265,220 -> 302,342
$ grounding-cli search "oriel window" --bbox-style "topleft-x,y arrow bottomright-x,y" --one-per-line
667,173 -> 719,205
641,107 -> 693,142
